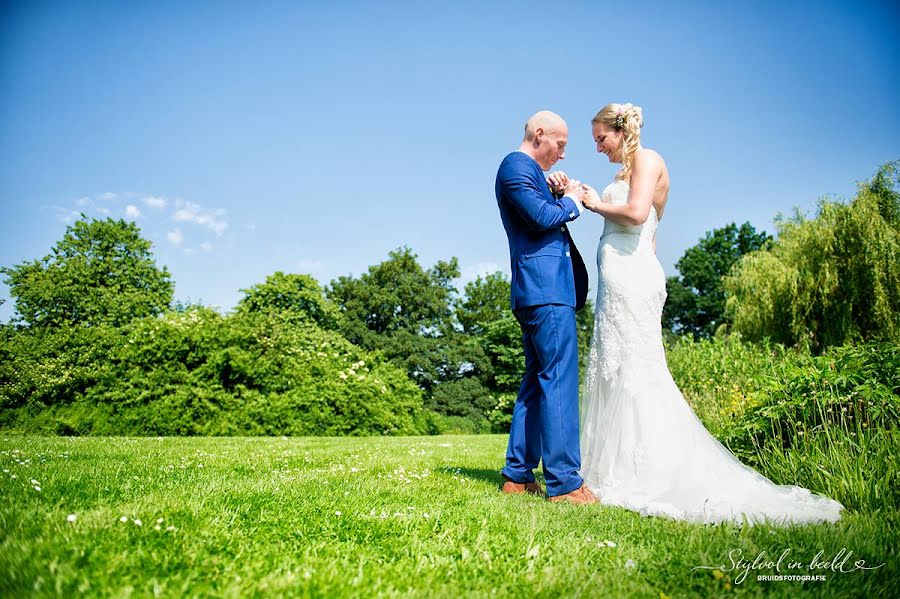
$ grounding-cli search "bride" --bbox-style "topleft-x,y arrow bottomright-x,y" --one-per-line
575,103 -> 844,525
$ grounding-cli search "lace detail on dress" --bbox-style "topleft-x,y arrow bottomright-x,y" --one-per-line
584,180 -> 666,388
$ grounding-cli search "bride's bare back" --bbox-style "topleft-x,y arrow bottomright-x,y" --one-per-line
631,148 -> 669,221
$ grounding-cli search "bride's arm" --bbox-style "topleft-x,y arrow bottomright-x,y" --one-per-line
583,152 -> 661,226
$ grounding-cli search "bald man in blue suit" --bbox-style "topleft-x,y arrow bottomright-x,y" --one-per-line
495,110 -> 598,504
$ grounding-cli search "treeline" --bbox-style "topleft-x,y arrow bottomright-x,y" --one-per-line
1,162 -> 898,437
0,220 -> 591,435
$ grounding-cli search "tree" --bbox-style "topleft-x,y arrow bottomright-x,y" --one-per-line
725,162 -> 900,352
1,216 -> 174,328
663,222 -> 771,338
237,271 -> 342,330
328,247 -> 459,344
327,247 -> 490,396
459,271 -> 595,394
457,272 -> 510,336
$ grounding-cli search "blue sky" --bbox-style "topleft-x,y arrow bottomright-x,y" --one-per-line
1,1 -> 898,322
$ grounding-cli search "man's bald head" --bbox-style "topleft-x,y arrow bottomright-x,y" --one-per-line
524,110 -> 568,142
519,110 -> 569,170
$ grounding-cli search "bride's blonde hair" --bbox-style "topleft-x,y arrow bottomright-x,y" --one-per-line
592,103 -> 644,182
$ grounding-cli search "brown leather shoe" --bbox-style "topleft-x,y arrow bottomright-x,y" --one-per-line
500,474 -> 543,496
548,483 -> 598,505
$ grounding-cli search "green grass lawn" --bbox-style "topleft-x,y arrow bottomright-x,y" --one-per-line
0,435 -> 895,598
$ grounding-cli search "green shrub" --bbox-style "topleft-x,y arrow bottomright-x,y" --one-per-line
1,307 -> 425,436
665,334 -> 801,434
721,343 -> 900,460
0,323 -> 123,411
427,377 -> 493,422
236,271 -> 343,331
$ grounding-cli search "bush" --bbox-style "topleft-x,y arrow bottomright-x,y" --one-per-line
665,334 -> 800,434
427,377 -> 493,423
721,343 -> 900,460
236,271 -> 343,331
0,323 -> 123,412
1,307 -> 426,436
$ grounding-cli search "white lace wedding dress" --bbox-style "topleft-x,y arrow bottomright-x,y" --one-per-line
579,179 -> 844,525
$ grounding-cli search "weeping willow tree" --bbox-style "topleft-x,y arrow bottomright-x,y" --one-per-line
724,161 -> 900,353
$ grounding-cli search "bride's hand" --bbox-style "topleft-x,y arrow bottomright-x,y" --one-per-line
580,184 -> 603,212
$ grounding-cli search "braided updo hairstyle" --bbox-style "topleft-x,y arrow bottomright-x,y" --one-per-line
592,103 -> 644,182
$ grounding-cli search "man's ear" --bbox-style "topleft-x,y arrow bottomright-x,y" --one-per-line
533,128 -> 544,145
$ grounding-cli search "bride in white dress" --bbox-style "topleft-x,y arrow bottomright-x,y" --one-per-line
576,103 -> 844,525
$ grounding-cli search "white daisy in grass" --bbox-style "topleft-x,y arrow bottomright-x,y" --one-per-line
120,516 -> 128,523
133,519 -> 143,527
67,514 -> 77,522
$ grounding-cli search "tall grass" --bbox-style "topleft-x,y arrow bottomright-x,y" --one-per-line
667,338 -> 899,512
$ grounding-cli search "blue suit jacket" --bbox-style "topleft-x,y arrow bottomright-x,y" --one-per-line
495,151 -> 589,311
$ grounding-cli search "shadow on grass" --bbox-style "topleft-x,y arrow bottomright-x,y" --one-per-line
437,466 -> 546,488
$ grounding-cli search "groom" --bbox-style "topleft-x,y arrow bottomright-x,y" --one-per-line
495,110 -> 598,504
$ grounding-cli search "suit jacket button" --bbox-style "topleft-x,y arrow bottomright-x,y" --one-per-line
566,251 -> 571,257
560,226 -> 566,232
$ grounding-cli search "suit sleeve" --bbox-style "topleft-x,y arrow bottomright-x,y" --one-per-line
501,167 -> 581,231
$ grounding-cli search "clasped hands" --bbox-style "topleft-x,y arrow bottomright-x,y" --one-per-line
547,171 -> 603,212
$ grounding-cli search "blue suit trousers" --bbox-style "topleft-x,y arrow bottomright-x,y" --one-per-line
501,303 -> 583,497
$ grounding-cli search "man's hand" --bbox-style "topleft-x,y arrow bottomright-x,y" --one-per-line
579,184 -> 603,212
547,171 -> 570,195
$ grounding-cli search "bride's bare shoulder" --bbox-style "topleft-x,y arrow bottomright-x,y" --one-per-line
635,148 -> 669,185
635,147 -> 666,167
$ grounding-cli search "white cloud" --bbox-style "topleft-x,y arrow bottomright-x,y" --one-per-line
48,193 -> 229,249
53,206 -> 81,224
172,200 -> 228,236
142,195 -> 167,209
